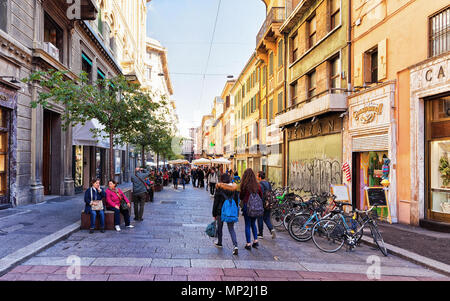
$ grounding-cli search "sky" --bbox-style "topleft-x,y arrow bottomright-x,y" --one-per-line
146,0 -> 266,138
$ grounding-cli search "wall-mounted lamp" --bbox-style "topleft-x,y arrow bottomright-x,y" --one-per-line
311,117 -> 319,124
0,76 -> 21,84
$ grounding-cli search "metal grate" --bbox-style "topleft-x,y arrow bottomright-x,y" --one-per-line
352,133 -> 389,152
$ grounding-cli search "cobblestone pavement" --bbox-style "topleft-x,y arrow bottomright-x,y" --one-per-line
1,183 -> 449,281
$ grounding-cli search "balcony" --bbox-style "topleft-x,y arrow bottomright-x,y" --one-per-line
256,7 -> 285,50
275,92 -> 347,126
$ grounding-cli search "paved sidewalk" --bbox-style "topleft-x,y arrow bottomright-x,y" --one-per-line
0,183 -> 131,275
1,183 -> 447,281
376,222 -> 450,265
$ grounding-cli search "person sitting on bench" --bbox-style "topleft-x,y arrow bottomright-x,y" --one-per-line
84,178 -> 106,234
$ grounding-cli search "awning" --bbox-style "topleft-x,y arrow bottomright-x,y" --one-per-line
72,119 -> 126,151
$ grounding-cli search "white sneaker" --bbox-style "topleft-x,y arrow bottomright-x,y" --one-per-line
115,225 -> 121,231
126,225 -> 135,228
271,229 -> 276,239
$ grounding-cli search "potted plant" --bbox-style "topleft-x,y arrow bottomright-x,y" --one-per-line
439,156 -> 450,188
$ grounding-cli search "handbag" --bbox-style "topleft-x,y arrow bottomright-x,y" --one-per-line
205,221 -> 217,238
114,189 -> 128,210
90,188 -> 104,211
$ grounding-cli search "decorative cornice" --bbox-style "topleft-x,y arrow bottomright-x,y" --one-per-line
0,30 -> 33,66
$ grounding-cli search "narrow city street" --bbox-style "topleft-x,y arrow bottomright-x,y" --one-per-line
1,184 -> 447,281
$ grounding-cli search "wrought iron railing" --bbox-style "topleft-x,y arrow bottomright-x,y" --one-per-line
256,7 -> 285,46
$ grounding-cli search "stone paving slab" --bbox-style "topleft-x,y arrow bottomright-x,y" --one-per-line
3,183 -> 449,281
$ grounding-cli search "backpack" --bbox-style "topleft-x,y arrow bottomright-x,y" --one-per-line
260,182 -> 273,210
221,198 -> 239,223
205,221 -> 216,238
247,192 -> 264,217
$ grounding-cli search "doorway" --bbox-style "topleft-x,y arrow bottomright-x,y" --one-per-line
42,110 -> 62,195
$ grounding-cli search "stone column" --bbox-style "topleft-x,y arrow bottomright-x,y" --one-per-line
30,83 -> 44,203
64,125 -> 75,195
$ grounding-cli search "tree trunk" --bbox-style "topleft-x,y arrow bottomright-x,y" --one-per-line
141,145 -> 145,168
109,130 -> 114,181
157,152 -> 160,170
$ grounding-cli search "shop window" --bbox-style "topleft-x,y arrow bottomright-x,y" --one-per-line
0,0 -> 7,32
308,14 -> 317,49
427,96 -> 450,220
307,69 -> 317,100
364,47 -> 378,84
330,55 -> 340,91
429,6 -> 450,58
0,109 -> 8,198
290,80 -> 298,106
44,13 -> 64,62
330,0 -> 340,31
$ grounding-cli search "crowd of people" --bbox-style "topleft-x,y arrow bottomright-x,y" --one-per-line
83,163 -> 276,257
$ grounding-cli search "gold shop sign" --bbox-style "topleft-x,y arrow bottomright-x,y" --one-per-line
353,104 -> 383,124
0,94 -> 7,101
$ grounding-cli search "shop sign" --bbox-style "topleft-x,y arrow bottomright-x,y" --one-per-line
353,104 -> 383,124
286,115 -> 341,141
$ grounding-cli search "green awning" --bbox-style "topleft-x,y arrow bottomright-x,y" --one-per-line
82,53 -> 92,66
97,68 -> 105,79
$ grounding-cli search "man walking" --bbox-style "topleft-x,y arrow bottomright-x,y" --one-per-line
172,168 -> 180,189
256,171 -> 276,239
131,167 -> 150,221
192,168 -> 198,188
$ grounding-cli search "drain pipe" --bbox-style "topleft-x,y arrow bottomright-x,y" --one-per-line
347,0 -> 352,92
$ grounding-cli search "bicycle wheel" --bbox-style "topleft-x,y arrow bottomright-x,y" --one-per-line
368,222 -> 388,256
288,213 -> 314,242
270,208 -> 284,228
311,218 -> 345,253
283,212 -> 294,231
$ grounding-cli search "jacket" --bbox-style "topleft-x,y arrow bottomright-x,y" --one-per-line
212,183 -> 239,218
84,187 -> 106,213
131,171 -> 150,194
105,188 -> 130,208
208,173 -> 218,184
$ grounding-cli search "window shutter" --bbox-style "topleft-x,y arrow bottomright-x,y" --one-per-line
378,39 -> 387,81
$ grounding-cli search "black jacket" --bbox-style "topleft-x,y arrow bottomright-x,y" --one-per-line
212,183 -> 239,218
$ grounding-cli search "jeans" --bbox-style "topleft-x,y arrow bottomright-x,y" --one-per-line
209,183 -> 216,195
133,192 -> 147,220
90,210 -> 105,229
173,178 -> 178,189
216,215 -> 238,247
257,209 -> 273,236
242,204 -> 258,244
181,177 -> 185,189
107,206 -> 130,226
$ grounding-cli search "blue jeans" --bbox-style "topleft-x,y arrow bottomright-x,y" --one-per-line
107,207 -> 130,226
216,215 -> 238,247
90,210 -> 105,229
257,210 -> 273,235
242,204 -> 258,244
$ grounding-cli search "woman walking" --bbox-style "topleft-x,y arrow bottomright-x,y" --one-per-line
181,169 -> 187,190
84,179 -> 106,233
239,168 -> 263,250
208,168 -> 218,196
106,180 -> 134,232
212,173 -> 239,255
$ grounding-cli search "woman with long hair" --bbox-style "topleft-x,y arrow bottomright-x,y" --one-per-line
84,178 -> 106,233
239,168 -> 262,250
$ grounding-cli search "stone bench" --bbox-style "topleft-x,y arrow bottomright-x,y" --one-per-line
80,188 -> 133,230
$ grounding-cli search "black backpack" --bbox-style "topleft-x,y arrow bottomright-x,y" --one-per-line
260,181 -> 273,210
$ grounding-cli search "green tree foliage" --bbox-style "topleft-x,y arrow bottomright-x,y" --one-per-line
23,70 -> 160,180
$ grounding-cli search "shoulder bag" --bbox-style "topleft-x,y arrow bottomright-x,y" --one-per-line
90,188 -> 104,211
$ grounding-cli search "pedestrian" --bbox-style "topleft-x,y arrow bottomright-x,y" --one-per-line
163,170 -> 169,186
208,168 -> 218,196
105,180 -> 134,231
198,168 -> 205,188
172,168 -> 180,189
84,178 -> 106,234
256,171 -> 276,239
205,168 -> 211,191
239,168 -> 263,250
212,173 -> 239,255
131,167 -> 150,221
181,168 -> 187,190
192,168 -> 198,187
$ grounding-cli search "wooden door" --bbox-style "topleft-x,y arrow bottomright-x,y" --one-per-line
42,110 -> 52,195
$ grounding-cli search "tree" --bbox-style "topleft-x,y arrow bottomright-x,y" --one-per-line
24,70 -> 159,180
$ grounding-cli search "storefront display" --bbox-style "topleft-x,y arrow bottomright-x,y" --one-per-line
426,95 -> 450,222
0,108 -> 9,201
73,145 -> 83,193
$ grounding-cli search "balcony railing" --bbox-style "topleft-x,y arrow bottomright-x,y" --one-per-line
256,7 -> 285,46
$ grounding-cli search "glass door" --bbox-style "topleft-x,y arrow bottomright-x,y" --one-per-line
73,145 -> 83,194
0,108 -> 9,205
